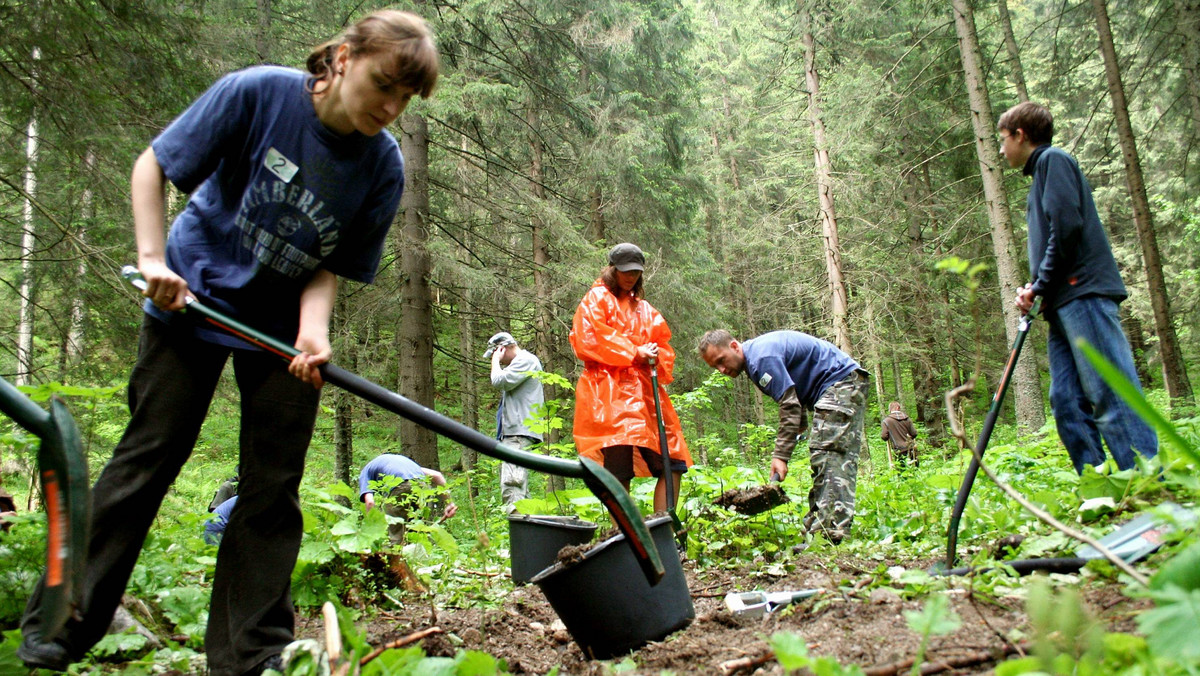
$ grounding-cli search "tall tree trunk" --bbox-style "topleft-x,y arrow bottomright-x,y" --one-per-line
898,142 -> 948,434
741,277 -> 766,426
528,106 -> 553,373
17,47 -> 41,386
333,290 -> 355,490
397,113 -> 438,469
951,0 -> 1046,432
1120,305 -> 1153,388
1093,0 -> 1194,403
256,0 -> 271,63
997,0 -> 1030,102
1174,0 -> 1200,136
864,302 -> 887,407
528,103 -> 564,492
932,218 -> 963,392
63,148 -> 95,375
588,184 -> 605,243
802,20 -> 851,355
457,135 -> 479,472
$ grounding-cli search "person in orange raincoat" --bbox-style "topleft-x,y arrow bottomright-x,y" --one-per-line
569,243 -> 692,512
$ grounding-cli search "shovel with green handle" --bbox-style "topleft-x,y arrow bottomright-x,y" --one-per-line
647,354 -> 686,551
121,266 -> 665,584
0,377 -> 90,642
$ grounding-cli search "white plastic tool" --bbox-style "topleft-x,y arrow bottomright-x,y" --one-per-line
724,588 -> 822,620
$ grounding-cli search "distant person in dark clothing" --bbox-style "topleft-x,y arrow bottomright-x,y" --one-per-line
359,453 -> 456,544
204,496 -> 238,545
999,101 -> 1157,474
0,485 -> 17,532
880,402 -> 919,467
208,466 -> 239,512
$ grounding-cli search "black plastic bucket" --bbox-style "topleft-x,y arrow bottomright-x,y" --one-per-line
531,515 -> 693,659
507,514 -> 598,585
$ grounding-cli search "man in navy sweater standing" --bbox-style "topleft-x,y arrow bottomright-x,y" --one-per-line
999,101 -> 1157,474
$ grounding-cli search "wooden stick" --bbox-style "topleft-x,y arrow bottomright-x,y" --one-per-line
718,650 -> 775,675
862,642 -> 1024,676
359,627 -> 443,667
453,567 -> 503,577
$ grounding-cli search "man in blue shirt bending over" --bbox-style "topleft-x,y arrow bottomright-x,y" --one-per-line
699,329 -> 869,545
359,453 -> 457,544
999,101 -> 1157,474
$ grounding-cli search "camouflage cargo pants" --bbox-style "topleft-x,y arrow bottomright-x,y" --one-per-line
802,370 -> 869,543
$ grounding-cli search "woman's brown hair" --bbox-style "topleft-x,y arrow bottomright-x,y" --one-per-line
600,265 -> 643,300
306,10 -> 439,97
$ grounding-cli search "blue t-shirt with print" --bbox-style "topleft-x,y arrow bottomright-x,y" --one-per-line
148,66 -> 404,348
358,454 -> 426,499
742,331 -> 859,408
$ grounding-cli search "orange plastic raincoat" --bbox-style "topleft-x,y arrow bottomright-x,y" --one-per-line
570,280 -> 691,476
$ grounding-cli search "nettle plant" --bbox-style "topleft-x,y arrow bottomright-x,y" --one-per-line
292,480 -> 471,609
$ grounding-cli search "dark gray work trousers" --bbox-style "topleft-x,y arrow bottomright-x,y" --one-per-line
22,315 -> 319,676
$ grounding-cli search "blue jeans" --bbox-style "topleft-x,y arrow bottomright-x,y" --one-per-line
1046,295 -> 1157,473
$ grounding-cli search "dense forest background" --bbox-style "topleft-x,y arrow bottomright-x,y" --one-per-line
3,0 -> 1198,479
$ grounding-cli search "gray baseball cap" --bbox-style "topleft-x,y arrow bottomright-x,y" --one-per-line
483,332 -> 517,358
608,243 -> 645,272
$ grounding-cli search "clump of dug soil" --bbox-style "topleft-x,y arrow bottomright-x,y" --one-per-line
713,484 -> 789,515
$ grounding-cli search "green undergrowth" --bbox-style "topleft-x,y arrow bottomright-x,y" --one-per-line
1,377 -> 1199,674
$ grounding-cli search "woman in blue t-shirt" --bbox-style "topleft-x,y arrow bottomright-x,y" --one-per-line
17,11 -> 439,676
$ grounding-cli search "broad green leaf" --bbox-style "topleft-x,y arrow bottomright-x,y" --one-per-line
1138,586 -> 1200,661
360,507 -> 389,543
92,631 -> 149,657
904,595 -> 961,637
994,656 -> 1045,676
330,517 -> 359,536
769,631 -> 810,670
1077,465 -> 1132,502
453,650 -> 503,675
1150,540 -> 1200,592
412,655 -> 458,676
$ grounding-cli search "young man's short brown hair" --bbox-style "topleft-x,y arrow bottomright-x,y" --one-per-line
998,102 -> 1054,145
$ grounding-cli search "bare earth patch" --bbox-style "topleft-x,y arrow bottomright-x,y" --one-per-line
298,555 -> 1146,675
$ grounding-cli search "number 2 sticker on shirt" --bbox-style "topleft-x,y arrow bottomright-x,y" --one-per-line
758,373 -> 773,388
264,147 -> 299,183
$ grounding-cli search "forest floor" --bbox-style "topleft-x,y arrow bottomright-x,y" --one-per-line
297,553 -> 1147,675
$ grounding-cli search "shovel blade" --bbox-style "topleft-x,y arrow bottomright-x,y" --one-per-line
0,382 -> 91,643
580,458 -> 665,585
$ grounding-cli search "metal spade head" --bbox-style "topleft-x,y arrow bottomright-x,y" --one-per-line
0,379 -> 90,641
579,457 -> 666,585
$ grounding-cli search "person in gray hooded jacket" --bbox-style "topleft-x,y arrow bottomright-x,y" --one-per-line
485,332 -> 545,509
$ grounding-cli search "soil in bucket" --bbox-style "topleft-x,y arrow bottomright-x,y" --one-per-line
507,514 -> 598,585
531,515 -> 693,660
